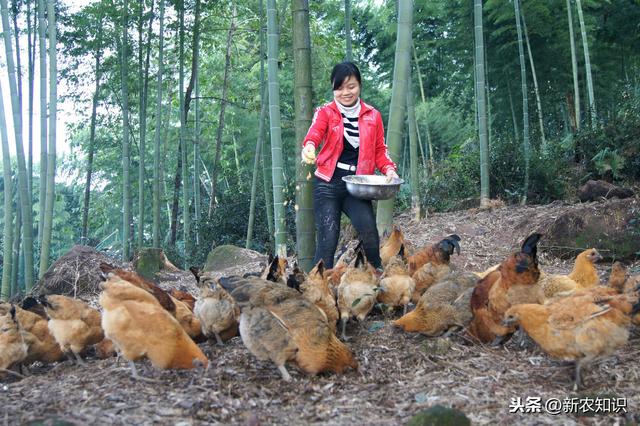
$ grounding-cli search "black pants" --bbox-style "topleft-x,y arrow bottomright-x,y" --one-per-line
312,173 -> 381,269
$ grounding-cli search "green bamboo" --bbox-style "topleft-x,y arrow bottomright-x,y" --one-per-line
179,0 -> 190,262
266,0 -> 287,257
121,0 -> 131,261
376,0 -> 413,236
39,0 -> 58,277
566,0 -> 580,130
292,0 -> 315,271
1,0 -> 35,289
37,0 -> 47,245
0,78 -> 13,299
575,0 -> 596,122
520,6 -> 546,150
152,0 -> 165,248
412,44 -> 434,173
407,73 -> 420,221
344,0 -> 352,61
514,0 -> 530,205
474,0 -> 489,207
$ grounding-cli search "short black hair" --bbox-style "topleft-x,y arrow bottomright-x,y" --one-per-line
330,62 -> 361,90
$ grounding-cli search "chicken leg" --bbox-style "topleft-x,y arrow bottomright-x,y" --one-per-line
278,364 -> 292,381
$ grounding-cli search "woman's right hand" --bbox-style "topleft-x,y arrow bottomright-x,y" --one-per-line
301,144 -> 316,164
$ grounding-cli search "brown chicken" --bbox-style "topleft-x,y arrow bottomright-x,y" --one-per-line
608,261 -> 640,294
408,234 -> 461,276
260,255 -> 288,285
40,295 -> 104,364
324,241 -> 362,288
377,246 -> 416,315
502,292 -> 638,390
0,305 -> 28,371
190,267 -> 240,345
1,300 -> 64,364
394,271 -> 478,336
380,225 -> 405,266
226,276 -> 357,381
99,274 -> 208,377
286,262 -> 306,292
468,233 -> 544,344
411,262 -> 452,304
300,260 -> 339,332
337,248 -> 379,339
540,248 -> 603,299
169,289 -> 197,312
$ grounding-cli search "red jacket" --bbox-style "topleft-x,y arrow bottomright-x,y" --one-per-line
303,99 -> 397,182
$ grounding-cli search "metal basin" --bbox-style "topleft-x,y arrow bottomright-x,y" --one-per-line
342,175 -> 404,200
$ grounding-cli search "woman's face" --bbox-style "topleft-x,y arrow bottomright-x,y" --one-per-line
333,75 -> 361,107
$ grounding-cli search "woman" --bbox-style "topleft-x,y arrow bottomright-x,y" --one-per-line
301,62 -> 398,271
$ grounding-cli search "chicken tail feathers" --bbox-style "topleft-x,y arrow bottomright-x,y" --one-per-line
521,233 -> 543,257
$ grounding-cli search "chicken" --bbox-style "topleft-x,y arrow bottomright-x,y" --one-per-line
411,262 -> 452,304
324,240 -> 362,288
539,248 -> 603,299
608,261 -> 640,294
394,271 -> 478,336
468,233 -> 544,344
190,267 -> 240,345
169,289 -> 197,312
300,260 -> 339,332
380,225 -> 405,266
0,301 -> 63,364
408,234 -> 461,275
0,305 -> 28,371
474,264 -> 500,279
337,247 -> 378,339
260,255 -> 288,285
286,262 -> 306,292
502,292 -> 638,390
100,264 -> 202,340
99,263 -> 176,315
99,274 -> 208,377
377,245 -> 416,315
40,295 -> 104,364
226,277 -> 357,381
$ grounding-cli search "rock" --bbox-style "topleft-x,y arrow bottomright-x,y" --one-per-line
203,245 -> 266,276
133,248 -> 179,280
407,405 -> 471,426
34,245 -> 120,297
578,180 -> 634,202
536,197 -> 640,260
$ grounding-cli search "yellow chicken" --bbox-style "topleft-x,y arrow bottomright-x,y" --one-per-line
503,292 -> 637,390
337,248 -> 378,339
377,246 -> 415,315
540,248 -> 603,299
99,274 -> 208,378
411,262 -> 452,304
380,225 -> 405,266
300,260 -> 339,333
0,306 -> 28,371
40,295 -> 104,365
190,267 -> 240,345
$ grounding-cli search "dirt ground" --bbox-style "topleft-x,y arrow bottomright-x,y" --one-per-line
3,199 -> 639,425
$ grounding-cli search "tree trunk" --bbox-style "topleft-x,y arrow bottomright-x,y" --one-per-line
184,0 -> 201,119
39,0 -> 58,276
520,7 -> 546,150
266,0 -> 287,257
507,79 -> 520,143
575,0 -> 595,123
246,84 -> 267,250
566,0 -> 580,130
208,2 -> 236,217
27,0 -> 35,203
0,80 -> 13,299
376,0 -> 413,236
291,0 -> 315,271
189,0 -> 201,245
37,0 -> 47,245
514,0 -> 530,205
344,0 -> 352,61
11,206 -> 21,295
1,0 -> 35,289
474,0 -> 489,208
137,0 -> 155,248
81,18 -> 104,243
152,0 -> 165,248
121,0 -> 131,261
407,73 -> 420,221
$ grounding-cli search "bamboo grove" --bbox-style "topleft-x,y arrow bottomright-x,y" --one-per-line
1,0 -> 639,298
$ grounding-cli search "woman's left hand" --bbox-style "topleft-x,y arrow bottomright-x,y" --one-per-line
385,169 -> 399,182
